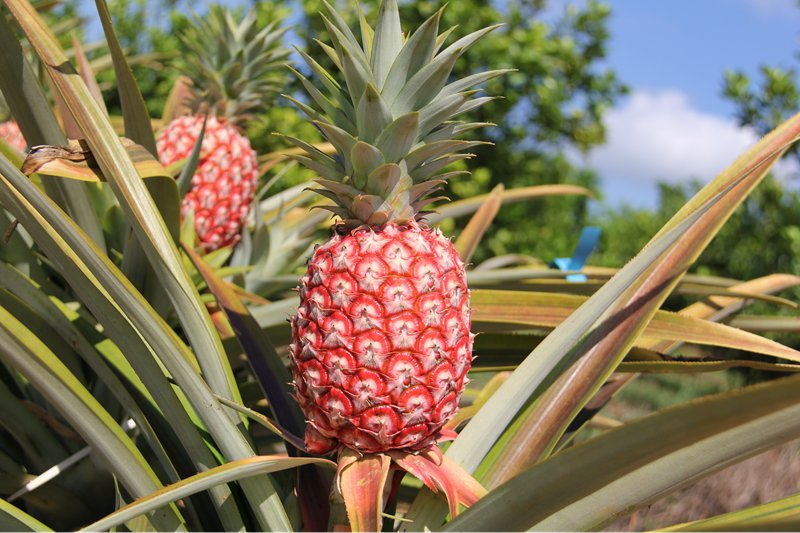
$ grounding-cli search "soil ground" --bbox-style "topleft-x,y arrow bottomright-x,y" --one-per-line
598,371 -> 800,530
605,439 -> 800,531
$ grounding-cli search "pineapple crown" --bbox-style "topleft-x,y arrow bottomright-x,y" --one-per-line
178,5 -> 291,126
285,0 -> 508,229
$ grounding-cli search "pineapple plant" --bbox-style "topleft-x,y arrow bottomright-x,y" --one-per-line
284,2 -> 508,520
287,0 -> 503,458
4,0 -> 800,531
156,6 -> 289,251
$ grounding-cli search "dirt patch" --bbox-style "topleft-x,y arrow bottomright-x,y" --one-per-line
606,439 -> 800,531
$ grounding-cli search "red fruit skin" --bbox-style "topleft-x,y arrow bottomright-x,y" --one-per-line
156,115 -> 257,251
290,222 -> 474,455
0,120 -> 26,152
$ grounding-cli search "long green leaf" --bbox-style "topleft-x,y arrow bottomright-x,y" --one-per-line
93,0 -> 157,156
0,11 -> 106,251
176,115 -> 206,199
3,0 -> 240,415
1,11 -> 287,527
728,315 -> 800,333
454,184 -> 503,264
0,498 -> 53,532
661,491 -> 800,532
618,358 -> 800,374
0,305 -> 185,531
443,374 -> 800,531
425,184 -> 593,224
471,289 -> 800,362
83,456 -> 335,532
94,0 -> 181,317
0,155 -> 274,530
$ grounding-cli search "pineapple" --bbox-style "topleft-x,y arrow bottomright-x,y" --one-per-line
0,119 -> 26,152
0,97 -> 26,152
288,0 -> 504,456
156,6 -> 289,251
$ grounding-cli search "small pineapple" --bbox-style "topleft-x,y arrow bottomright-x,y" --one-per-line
288,0 -> 504,455
0,97 -> 26,152
157,6 -> 289,251
0,119 -> 26,152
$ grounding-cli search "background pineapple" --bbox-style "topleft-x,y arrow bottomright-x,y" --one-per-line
0,120 -> 25,152
156,6 -> 289,251
0,96 -> 26,152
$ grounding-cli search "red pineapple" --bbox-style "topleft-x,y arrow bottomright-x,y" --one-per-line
157,115 -> 257,251
0,119 -> 26,152
285,0 -> 505,525
291,222 -> 472,454
156,7 -> 288,251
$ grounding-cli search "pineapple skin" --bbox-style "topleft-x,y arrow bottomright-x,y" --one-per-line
157,115 -> 258,251
0,120 -> 26,152
290,221 -> 473,455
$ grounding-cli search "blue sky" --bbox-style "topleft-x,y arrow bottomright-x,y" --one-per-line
578,0 -> 800,208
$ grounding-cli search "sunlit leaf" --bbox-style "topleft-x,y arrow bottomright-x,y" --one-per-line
0,305 -> 185,531
471,289 -> 800,362
444,374 -> 800,531
426,184 -> 593,223
83,455 -> 335,532
454,184 -> 503,264
661,491 -> 800,532
0,498 -> 53,532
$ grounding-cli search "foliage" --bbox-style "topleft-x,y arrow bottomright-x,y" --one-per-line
725,65 -> 799,145
0,1 -> 798,532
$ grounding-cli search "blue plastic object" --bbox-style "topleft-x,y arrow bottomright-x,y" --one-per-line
549,226 -> 601,282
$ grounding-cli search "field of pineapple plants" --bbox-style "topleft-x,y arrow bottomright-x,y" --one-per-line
1,0 -> 799,531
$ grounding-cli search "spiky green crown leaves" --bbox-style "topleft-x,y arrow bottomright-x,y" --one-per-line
286,0 -> 508,228
179,5 -> 291,125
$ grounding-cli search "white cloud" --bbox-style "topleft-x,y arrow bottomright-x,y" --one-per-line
591,89 -> 757,184
742,0 -> 800,19
577,89 -> 782,206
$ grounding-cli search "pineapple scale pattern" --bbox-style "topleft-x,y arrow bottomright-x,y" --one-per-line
290,222 -> 474,454
157,115 -> 258,250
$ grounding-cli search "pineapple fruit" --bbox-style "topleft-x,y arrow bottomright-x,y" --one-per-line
0,119 -> 26,152
0,97 -> 26,152
156,6 -> 288,251
288,0 -> 504,456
